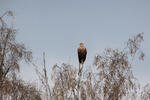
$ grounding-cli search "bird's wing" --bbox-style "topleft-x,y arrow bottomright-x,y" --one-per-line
78,48 -> 82,63
78,47 -> 87,63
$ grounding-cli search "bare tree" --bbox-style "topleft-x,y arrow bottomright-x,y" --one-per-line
93,33 -> 144,100
140,84 -> 150,100
0,11 -> 40,100
0,10 -> 32,82
33,52 -> 52,100
1,74 -> 41,100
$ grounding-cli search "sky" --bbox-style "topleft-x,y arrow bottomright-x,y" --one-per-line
0,0 -> 150,85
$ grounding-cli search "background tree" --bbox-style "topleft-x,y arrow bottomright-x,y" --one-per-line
93,33 -> 144,100
0,11 -> 32,82
33,52 -> 52,100
0,11 -> 41,100
141,84 -> 150,100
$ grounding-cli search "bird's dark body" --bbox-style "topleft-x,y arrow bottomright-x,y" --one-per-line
78,47 -> 87,64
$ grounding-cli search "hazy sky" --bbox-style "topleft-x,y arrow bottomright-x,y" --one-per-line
0,0 -> 150,85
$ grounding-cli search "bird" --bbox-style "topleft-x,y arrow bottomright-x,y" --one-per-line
77,43 -> 87,75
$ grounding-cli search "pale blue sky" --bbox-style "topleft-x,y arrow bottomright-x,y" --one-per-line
0,0 -> 150,85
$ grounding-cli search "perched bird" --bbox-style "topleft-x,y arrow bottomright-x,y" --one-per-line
78,43 -> 87,75
78,43 -> 87,64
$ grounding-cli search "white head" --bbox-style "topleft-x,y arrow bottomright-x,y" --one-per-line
79,42 -> 84,47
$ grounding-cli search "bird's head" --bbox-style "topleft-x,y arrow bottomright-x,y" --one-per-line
79,42 -> 84,47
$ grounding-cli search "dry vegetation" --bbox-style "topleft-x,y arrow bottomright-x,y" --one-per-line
0,11 -> 150,100
0,11 -> 41,100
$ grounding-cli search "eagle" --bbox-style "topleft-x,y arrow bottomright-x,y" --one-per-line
78,43 -> 87,75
